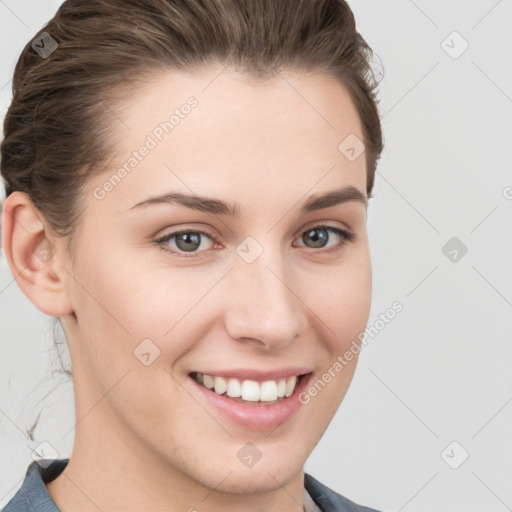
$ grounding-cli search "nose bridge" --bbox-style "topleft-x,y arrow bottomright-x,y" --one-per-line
224,242 -> 303,349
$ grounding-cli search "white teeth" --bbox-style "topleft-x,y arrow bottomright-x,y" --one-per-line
277,378 -> 286,398
285,376 -> 297,397
226,378 -> 241,398
194,373 -> 300,402
240,380 -> 260,401
214,376 -> 227,395
203,374 -> 214,389
260,380 -> 278,401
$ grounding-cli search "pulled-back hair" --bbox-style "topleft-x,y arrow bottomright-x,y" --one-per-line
1,0 -> 383,260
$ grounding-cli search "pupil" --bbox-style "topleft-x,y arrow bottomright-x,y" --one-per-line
177,232 -> 201,252
305,228 -> 327,248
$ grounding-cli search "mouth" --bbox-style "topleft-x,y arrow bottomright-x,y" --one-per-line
189,371 -> 306,406
188,370 -> 313,430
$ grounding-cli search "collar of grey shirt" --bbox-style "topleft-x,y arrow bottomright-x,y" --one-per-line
304,486 -> 323,512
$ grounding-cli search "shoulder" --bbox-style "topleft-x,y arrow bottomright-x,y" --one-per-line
1,459 -> 68,512
304,473 -> 382,512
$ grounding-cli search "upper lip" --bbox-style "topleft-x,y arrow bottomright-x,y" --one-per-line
191,367 -> 313,382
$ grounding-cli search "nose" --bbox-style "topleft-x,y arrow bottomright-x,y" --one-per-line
222,247 -> 306,351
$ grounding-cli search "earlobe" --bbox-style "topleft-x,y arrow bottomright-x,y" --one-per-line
1,191 -> 74,317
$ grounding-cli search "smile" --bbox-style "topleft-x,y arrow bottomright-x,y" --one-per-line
188,369 -> 312,429
191,372 -> 299,403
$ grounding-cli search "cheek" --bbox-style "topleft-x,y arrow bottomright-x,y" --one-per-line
69,249 -> 219,386
67,258 -> 201,426
307,251 -> 372,350
296,257 -> 371,429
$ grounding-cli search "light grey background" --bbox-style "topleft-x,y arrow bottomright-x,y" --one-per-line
1,1 -> 511,511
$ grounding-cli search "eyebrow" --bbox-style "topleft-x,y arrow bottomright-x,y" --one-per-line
127,185 -> 367,216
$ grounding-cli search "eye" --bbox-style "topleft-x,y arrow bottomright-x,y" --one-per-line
154,224 -> 355,258
293,225 -> 355,252
154,229 -> 217,257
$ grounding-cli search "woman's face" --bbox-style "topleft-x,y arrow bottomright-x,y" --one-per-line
58,67 -> 371,494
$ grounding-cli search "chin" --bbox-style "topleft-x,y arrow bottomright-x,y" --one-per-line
215,466 -> 303,495
187,455 -> 306,496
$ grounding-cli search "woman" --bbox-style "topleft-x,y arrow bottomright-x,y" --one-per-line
1,0 -> 384,510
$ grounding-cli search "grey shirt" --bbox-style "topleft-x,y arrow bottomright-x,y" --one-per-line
2,459 -> 381,512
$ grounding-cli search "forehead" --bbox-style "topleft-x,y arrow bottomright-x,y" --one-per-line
89,66 -> 367,211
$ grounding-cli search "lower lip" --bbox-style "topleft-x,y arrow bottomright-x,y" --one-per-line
190,373 -> 312,431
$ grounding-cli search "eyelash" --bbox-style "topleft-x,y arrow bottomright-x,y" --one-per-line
153,224 -> 355,259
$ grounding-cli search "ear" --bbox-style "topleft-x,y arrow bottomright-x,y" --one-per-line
1,191 -> 74,317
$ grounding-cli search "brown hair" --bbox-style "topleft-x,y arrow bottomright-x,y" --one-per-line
1,0 -> 383,261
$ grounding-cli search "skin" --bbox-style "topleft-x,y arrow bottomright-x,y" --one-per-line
2,65 -> 371,512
